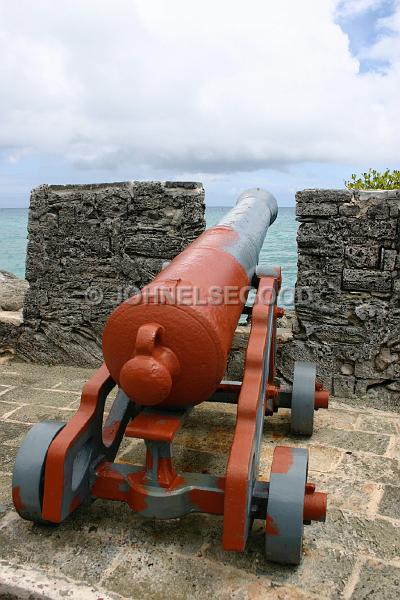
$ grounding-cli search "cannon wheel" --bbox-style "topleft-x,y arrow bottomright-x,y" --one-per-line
265,446 -> 308,565
12,421 -> 66,524
290,361 -> 316,436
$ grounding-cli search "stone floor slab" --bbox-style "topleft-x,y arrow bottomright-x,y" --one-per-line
4,403 -> 76,424
352,559 -> 400,599
0,401 -> 22,419
312,508 -> 400,561
312,428 -> 391,455
340,451 -> 400,485
0,362 -> 93,390
356,414 -> 399,435
378,484 -> 400,520
308,472 -> 382,515
2,385 -> 79,408
0,420 -> 30,447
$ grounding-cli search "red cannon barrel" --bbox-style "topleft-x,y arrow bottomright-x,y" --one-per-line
103,188 -> 278,408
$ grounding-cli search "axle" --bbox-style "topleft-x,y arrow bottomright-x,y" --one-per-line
91,458 -> 327,524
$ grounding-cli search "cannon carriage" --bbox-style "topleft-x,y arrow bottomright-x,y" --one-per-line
13,188 -> 329,565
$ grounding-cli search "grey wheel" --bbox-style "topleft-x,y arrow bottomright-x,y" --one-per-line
290,361 -> 316,436
265,446 -> 308,565
12,421 -> 65,523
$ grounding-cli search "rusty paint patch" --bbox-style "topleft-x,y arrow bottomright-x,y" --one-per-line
92,462 -> 128,503
126,412 -> 183,442
265,514 -> 279,536
12,486 -> 25,513
271,446 -> 293,474
97,461 -> 120,478
169,474 -> 185,490
145,448 -> 153,471
157,457 -> 180,488
190,488 -> 224,515
127,471 -> 149,512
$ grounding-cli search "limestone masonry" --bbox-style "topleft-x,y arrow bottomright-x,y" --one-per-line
17,181 -> 205,366
279,189 -> 400,409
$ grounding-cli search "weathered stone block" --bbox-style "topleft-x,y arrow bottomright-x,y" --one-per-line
0,271 -> 29,311
0,272 -> 27,363
365,384 -> 400,411
296,202 -> 338,218
354,301 -> 388,322
387,191 -> 400,217
366,202 -> 390,219
345,245 -> 380,269
0,318 -> 21,363
381,248 -> 397,271
342,269 -> 392,293
393,278 -> 400,295
296,189 -> 352,204
374,347 -> 399,372
339,203 -> 360,217
297,221 -> 331,247
304,323 -> 365,345
333,374 -> 355,398
332,217 -> 397,242
340,362 -> 354,375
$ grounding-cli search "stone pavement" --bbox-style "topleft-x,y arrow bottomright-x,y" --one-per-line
0,361 -> 399,599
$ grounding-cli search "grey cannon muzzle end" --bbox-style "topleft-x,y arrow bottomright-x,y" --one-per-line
217,187 -> 279,278
236,187 -> 278,226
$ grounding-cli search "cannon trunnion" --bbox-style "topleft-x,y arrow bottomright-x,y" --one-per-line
13,188 -> 329,565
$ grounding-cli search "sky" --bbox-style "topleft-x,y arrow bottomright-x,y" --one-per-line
0,0 -> 399,207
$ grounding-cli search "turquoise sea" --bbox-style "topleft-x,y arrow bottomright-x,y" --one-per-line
0,206 -> 298,304
0,208 -> 29,280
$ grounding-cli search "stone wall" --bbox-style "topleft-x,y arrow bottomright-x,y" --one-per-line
17,181 -> 205,366
279,189 -> 400,409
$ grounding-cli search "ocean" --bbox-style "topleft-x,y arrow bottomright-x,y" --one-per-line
0,206 -> 298,304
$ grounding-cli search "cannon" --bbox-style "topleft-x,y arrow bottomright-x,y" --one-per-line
12,188 -> 329,565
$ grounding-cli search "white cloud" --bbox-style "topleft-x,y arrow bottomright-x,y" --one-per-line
335,0 -> 386,18
0,0 -> 399,176
358,1 -> 400,63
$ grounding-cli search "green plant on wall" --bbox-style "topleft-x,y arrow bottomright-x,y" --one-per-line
345,168 -> 400,190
